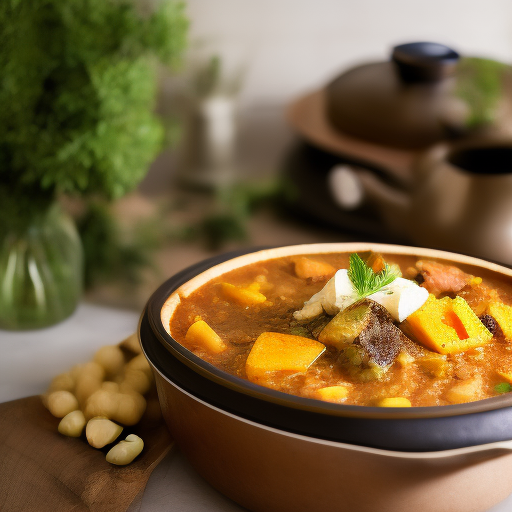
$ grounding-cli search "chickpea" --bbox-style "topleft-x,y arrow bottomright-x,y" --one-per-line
94,345 -> 125,377
70,364 -> 84,381
126,354 -> 151,377
46,390 -> 79,418
58,410 -> 86,437
119,369 -> 151,395
48,372 -> 75,393
119,333 -> 142,354
75,362 -> 105,406
86,417 -> 123,449
106,434 -> 144,465
101,381 -> 119,393
84,389 -> 118,420
113,391 -> 146,426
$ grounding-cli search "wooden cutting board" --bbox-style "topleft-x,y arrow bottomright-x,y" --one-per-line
0,396 -> 173,512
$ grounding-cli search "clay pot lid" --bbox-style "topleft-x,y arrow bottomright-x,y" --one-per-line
285,88 -> 418,185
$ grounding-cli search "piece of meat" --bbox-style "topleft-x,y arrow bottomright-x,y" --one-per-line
416,260 -> 470,296
354,301 -> 407,367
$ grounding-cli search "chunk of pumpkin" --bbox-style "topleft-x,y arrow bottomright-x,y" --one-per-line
186,320 -> 227,354
406,295 -> 492,354
246,332 -> 325,382
316,385 -> 349,403
294,256 -> 336,281
487,302 -> 512,340
377,397 -> 411,408
220,282 -> 266,306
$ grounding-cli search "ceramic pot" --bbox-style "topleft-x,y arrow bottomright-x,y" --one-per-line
331,141 -> 512,265
140,243 -> 512,512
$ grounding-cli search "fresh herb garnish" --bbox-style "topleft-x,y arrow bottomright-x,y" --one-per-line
494,382 -> 512,394
347,253 -> 400,300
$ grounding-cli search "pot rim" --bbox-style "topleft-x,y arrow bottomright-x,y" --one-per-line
149,242 -> 512,420
143,338 -> 512,460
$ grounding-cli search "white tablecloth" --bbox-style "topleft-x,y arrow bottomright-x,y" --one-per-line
0,303 -> 509,512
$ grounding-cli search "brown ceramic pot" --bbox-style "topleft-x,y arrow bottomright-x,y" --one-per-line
140,243 -> 512,512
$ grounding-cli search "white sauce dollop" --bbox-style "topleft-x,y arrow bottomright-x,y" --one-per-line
293,270 -> 428,323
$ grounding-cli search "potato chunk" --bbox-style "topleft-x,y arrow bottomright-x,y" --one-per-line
316,385 -> 349,403
446,376 -> 483,404
246,332 -> 325,382
186,320 -> 227,354
220,282 -> 267,306
294,257 -> 336,281
406,295 -> 492,354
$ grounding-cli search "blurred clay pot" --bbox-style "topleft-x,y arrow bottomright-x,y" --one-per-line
331,142 -> 512,265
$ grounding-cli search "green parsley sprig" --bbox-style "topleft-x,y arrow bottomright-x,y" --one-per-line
347,253 -> 400,300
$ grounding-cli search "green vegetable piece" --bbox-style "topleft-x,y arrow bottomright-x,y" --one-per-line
318,302 -> 372,349
347,253 -> 400,300
494,382 -> 512,394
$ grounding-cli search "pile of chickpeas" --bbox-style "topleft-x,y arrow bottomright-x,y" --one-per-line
42,333 -> 161,465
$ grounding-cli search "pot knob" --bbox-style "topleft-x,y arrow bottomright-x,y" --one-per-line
392,42 -> 460,82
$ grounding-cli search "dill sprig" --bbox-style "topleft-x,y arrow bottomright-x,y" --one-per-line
348,253 -> 400,299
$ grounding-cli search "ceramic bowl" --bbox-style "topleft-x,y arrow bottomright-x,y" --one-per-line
140,243 -> 512,512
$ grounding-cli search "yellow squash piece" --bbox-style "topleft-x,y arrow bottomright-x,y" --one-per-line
416,353 -> 450,378
487,302 -> 512,340
377,397 -> 411,407
406,295 -> 492,355
497,371 -> 512,384
220,282 -> 267,306
246,332 -> 325,382
316,385 -> 349,403
186,320 -> 227,354
294,256 -> 336,280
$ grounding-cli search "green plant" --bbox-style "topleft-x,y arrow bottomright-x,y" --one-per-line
0,0 -> 188,209
455,57 -> 509,128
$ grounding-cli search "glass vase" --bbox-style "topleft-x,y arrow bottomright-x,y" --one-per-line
0,202 -> 83,330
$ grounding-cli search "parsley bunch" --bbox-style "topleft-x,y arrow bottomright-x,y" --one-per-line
0,0 -> 188,215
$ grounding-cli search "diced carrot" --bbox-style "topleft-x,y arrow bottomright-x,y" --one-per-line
186,320 -> 227,354
220,282 -> 267,306
442,310 -> 469,340
246,332 -> 325,383
294,256 -> 336,281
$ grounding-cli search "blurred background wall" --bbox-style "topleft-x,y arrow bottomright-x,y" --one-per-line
147,0 -> 512,187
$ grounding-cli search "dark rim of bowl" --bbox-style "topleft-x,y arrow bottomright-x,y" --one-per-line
146,244 -> 512,420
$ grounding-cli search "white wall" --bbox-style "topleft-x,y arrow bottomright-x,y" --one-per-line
185,0 -> 512,107
144,0 -> 512,190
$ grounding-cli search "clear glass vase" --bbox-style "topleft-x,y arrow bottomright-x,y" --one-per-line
0,202 -> 83,330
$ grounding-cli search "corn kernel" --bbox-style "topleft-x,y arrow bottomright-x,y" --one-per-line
316,385 -> 349,403
377,397 -> 412,408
